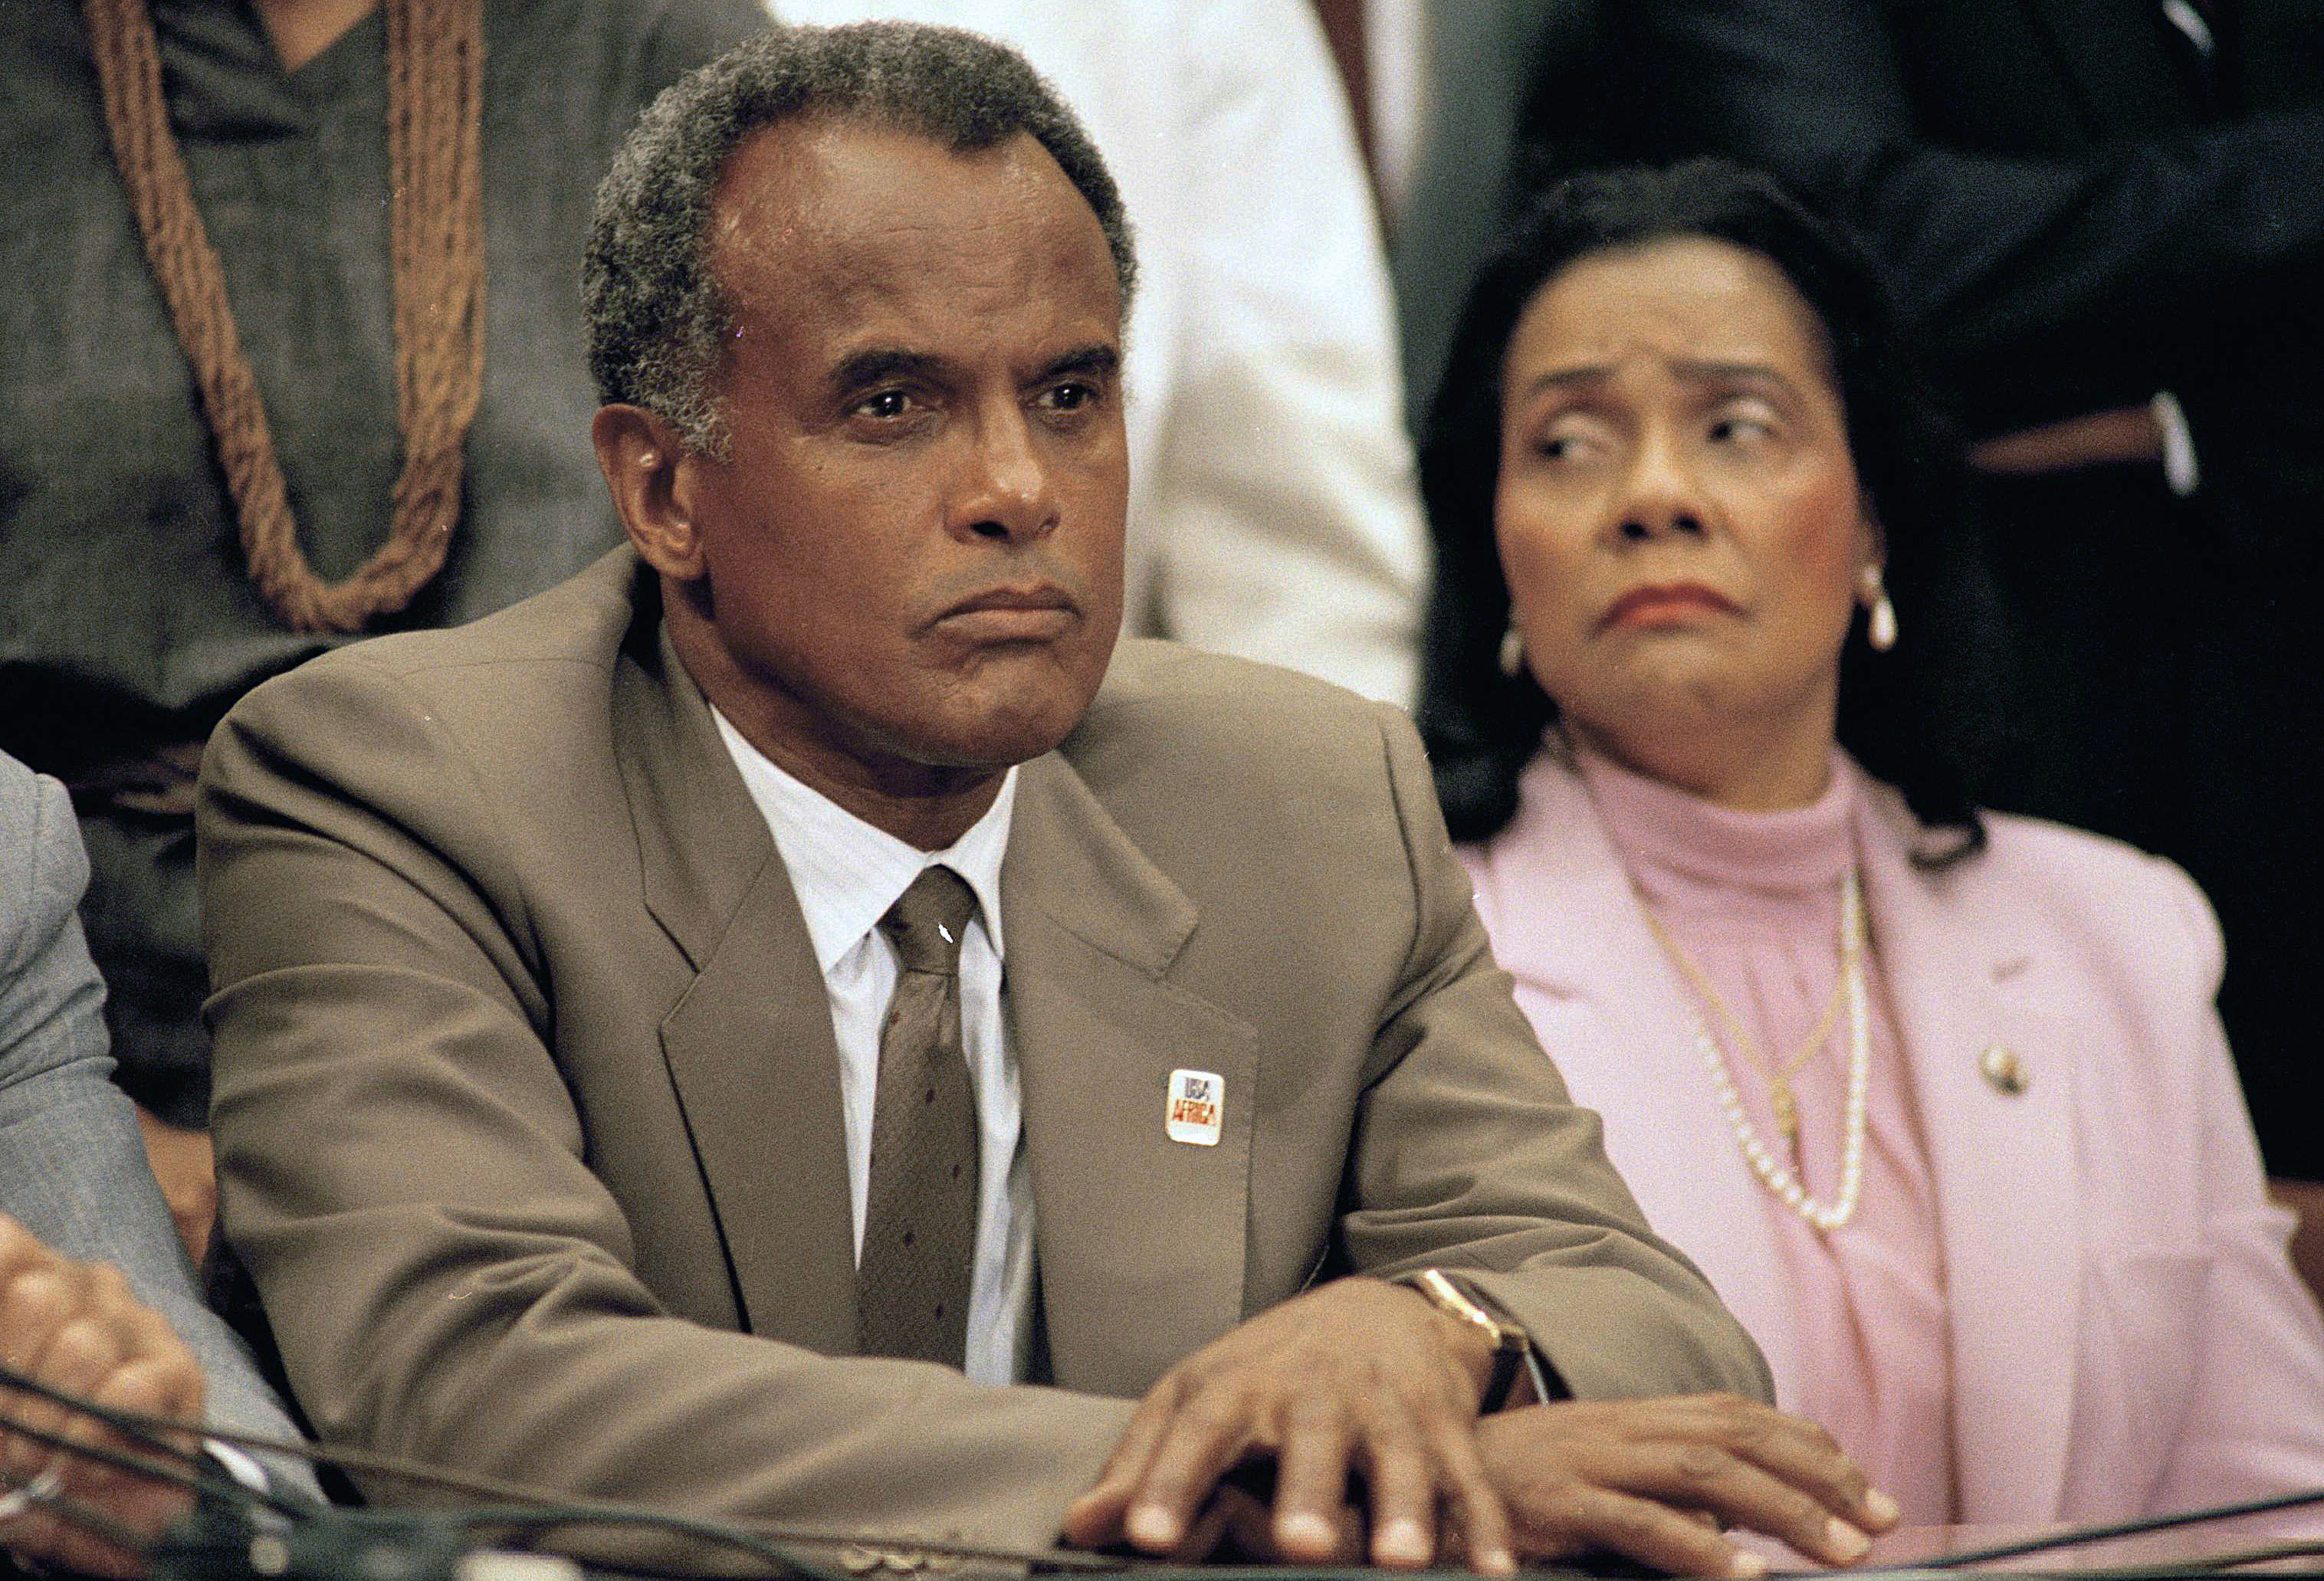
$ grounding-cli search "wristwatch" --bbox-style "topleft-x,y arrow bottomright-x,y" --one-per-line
1400,1268 -> 1531,1413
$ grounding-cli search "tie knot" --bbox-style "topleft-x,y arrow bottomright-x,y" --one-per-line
879,865 -> 979,976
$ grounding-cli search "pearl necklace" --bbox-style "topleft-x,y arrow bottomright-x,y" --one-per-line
1645,868 -> 1871,1232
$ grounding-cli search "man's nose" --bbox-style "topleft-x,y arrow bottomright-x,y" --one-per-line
950,406 -> 1058,543
1609,431 -> 1710,543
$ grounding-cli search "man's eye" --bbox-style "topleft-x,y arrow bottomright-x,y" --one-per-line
854,389 -> 914,420
1041,381 -> 1096,412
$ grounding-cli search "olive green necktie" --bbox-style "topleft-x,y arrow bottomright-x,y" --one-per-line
856,865 -> 981,1366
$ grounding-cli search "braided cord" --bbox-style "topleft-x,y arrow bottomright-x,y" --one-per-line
84,0 -> 485,634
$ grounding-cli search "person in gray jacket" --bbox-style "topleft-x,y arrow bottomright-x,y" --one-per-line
1,749 -> 316,1576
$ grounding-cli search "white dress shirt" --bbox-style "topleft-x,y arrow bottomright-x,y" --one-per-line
713,710 -> 1036,1386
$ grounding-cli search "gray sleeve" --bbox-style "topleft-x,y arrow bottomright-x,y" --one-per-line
0,753 -> 320,1497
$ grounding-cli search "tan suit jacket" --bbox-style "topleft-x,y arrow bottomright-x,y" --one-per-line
196,549 -> 1767,1550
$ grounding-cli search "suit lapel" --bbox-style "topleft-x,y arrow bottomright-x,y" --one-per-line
1855,793 -> 2080,1521
1003,753 -> 1255,1399
615,612 -> 857,1355
1475,758 -> 1803,1390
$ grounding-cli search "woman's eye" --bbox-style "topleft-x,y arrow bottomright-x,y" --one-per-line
1709,412 -> 1777,444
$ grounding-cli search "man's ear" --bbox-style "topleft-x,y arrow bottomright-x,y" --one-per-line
593,403 -> 710,579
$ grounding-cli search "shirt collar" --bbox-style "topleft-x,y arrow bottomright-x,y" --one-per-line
711,708 -> 1015,973
1569,733 -> 1858,899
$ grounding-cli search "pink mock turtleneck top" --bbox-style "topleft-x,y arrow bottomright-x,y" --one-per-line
1572,743 -> 1961,1522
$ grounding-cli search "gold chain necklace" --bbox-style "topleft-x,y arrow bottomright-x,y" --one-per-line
1640,869 -> 1872,1232
1642,909 -> 1846,1165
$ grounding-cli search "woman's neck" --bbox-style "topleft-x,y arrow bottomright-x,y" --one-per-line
250,0 -> 379,71
1567,706 -> 1838,812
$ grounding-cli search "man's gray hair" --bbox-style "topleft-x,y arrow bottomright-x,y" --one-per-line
583,21 -> 1138,458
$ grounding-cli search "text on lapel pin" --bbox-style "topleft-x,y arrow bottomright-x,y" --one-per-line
1166,1068 -> 1224,1146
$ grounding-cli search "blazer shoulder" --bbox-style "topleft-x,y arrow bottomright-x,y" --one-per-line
1976,805 -> 2206,908
1061,639 -> 1437,889
267,547 -> 641,693
219,549 -> 645,752
1078,638 -> 1405,757
0,750 -> 51,891
0,752 -> 88,968
1860,773 -> 2193,906
1923,800 -> 2222,983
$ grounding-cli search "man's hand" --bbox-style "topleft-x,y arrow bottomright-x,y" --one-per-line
133,1107 -> 217,1269
0,1214 -> 204,1578
1471,1395 -> 1899,1578
1060,1276 -> 1518,1573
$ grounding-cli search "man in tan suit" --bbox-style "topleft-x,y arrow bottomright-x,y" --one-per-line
195,21 -> 1894,1576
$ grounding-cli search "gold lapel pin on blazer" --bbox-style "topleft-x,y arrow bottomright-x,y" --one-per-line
1979,1045 -> 2029,1096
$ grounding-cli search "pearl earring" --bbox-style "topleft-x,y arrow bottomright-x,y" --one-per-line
1860,565 -> 1898,653
1498,625 -> 1526,677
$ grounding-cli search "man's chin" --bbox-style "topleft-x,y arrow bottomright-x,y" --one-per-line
921,641 -> 1114,766
911,697 -> 1091,772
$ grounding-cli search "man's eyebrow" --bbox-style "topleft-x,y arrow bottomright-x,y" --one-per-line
1036,344 -> 1121,383
824,343 -> 1121,396
827,348 -> 945,395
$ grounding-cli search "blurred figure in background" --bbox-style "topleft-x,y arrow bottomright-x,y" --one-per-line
1421,160 -> 2324,1527
1373,0 -> 1606,435
0,0 -> 763,1254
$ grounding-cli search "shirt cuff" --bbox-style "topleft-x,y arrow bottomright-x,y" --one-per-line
204,1439 -> 269,1494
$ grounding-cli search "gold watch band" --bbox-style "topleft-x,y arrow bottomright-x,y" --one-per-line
1401,1268 -> 1529,1412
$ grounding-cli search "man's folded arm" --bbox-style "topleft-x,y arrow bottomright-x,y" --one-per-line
196,658 -> 1135,1552
1337,704 -> 1775,1407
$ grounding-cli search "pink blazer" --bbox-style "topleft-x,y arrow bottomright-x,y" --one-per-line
1462,749 -> 2324,1524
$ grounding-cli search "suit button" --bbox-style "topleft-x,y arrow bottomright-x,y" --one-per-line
1980,1045 -> 2028,1095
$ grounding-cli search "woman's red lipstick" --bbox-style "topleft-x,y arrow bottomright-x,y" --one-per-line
1600,582 -> 1737,631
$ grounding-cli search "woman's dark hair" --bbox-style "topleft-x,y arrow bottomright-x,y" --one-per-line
1416,159 -> 1997,863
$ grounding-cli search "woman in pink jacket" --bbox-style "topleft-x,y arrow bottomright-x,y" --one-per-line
1419,159 -> 2324,1529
